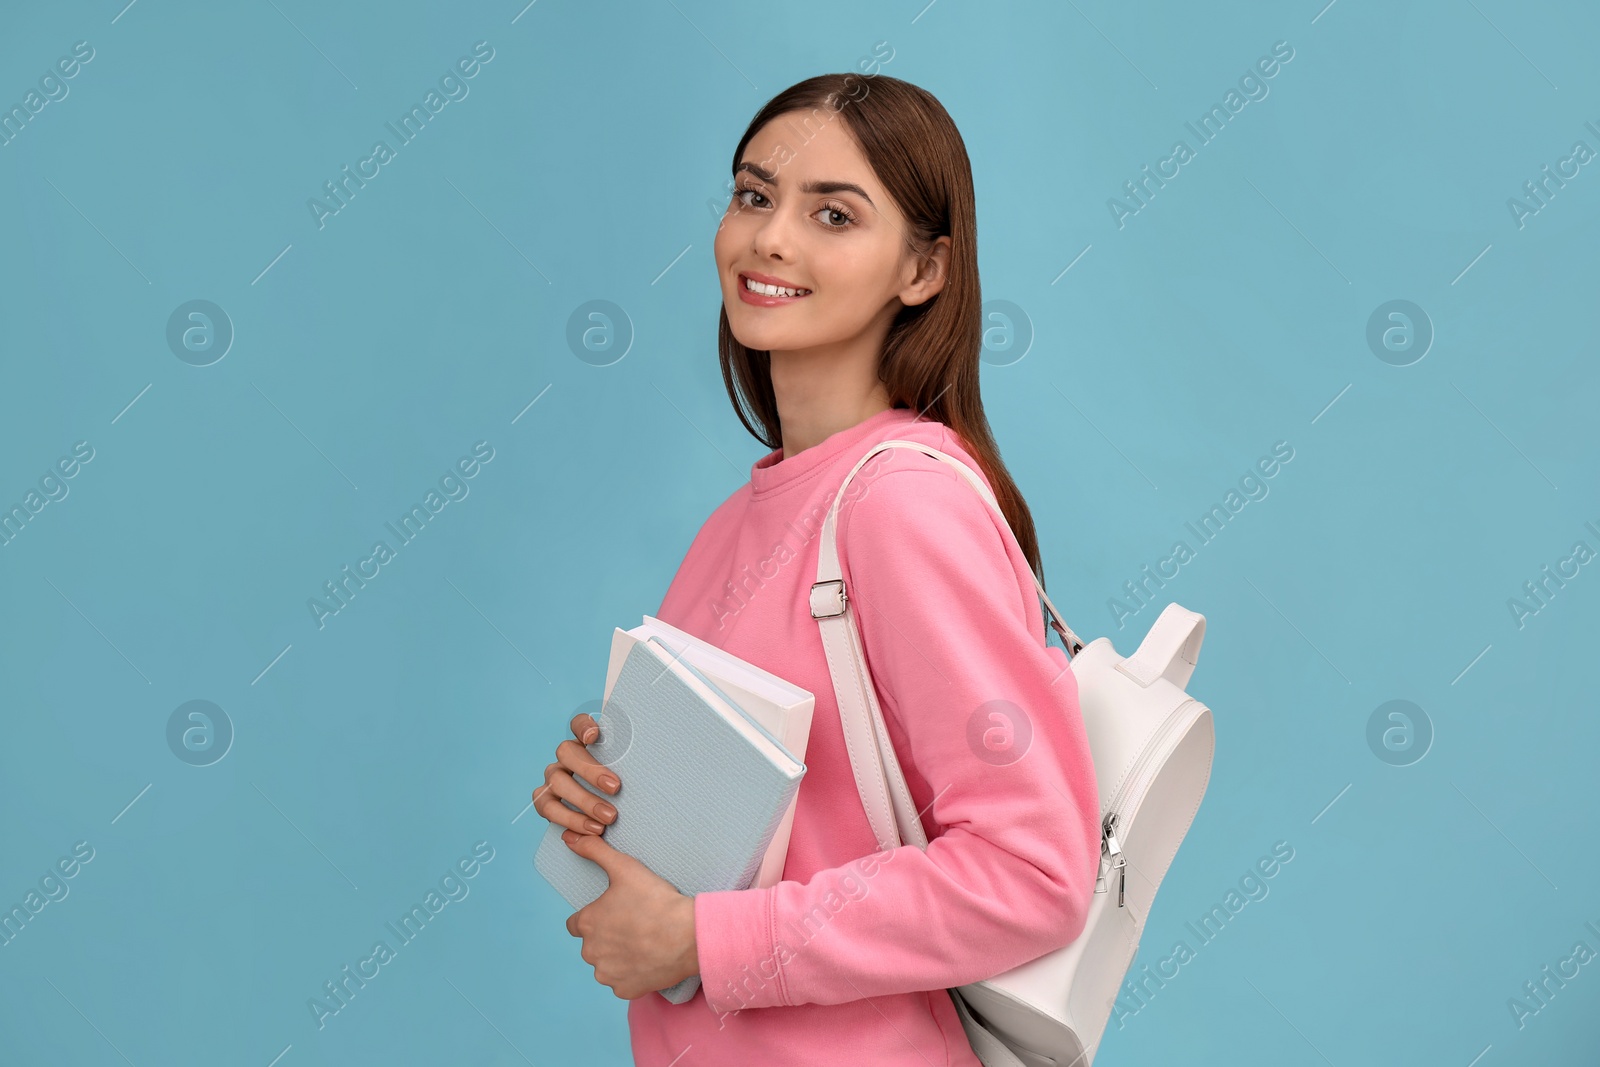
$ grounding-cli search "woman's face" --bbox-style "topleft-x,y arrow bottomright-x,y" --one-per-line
713,108 -> 943,356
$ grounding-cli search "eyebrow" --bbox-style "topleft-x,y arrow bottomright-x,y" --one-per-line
734,161 -> 875,207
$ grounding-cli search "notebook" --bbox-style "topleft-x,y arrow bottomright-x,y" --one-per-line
606,616 -> 815,889
534,634 -> 807,1004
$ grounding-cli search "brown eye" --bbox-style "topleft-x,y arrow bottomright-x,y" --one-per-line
815,201 -> 858,228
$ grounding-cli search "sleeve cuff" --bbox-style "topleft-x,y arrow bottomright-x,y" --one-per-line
693,885 -> 785,1013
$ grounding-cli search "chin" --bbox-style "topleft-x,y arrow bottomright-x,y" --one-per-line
721,311 -> 782,350
726,325 -> 787,352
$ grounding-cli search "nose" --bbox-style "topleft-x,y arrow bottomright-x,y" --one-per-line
747,201 -> 799,263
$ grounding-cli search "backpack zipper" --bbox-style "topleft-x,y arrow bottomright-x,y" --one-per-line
1093,698 -> 1198,909
1096,812 -> 1127,907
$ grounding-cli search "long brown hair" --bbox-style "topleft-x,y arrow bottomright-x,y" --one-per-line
716,72 -> 1050,595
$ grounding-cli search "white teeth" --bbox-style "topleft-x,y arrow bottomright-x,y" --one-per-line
745,277 -> 810,297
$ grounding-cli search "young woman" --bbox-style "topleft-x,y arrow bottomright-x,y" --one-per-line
533,73 -> 1100,1066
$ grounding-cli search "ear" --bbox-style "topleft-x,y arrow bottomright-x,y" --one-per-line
898,234 -> 951,308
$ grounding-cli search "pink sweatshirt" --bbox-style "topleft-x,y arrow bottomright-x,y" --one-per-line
627,406 -> 1100,1066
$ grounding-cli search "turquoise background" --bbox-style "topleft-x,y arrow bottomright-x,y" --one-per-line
2,0 -> 1597,1064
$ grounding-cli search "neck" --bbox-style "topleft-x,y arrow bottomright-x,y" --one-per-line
769,344 -> 895,459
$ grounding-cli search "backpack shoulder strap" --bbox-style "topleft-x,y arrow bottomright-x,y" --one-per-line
808,439 -> 1078,852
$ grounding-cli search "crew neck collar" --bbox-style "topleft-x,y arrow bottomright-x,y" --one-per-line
749,406 -> 924,500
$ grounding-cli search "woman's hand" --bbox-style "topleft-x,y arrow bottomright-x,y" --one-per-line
562,829 -> 699,999
533,711 -> 620,836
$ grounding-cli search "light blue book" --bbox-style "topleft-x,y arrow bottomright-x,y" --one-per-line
534,635 -> 807,1004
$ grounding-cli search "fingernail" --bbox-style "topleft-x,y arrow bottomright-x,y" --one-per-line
583,726 -> 599,744
583,819 -> 605,834
600,774 -> 620,793
596,802 -> 617,822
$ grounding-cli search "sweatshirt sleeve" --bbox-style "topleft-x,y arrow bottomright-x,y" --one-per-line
690,453 -> 1101,1012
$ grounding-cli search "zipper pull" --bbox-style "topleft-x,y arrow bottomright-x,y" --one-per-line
1094,812 -> 1112,894
1103,813 -> 1127,909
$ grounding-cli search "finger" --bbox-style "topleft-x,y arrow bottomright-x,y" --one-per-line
570,711 -> 600,745
556,738 -> 622,797
534,769 -> 616,835
563,827 -> 628,873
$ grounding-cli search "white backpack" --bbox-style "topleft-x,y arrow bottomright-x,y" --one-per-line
808,440 -> 1216,1067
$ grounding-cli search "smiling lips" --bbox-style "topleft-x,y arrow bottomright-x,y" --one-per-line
737,271 -> 812,306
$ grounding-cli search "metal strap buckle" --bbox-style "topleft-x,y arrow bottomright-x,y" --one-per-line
809,579 -> 848,619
